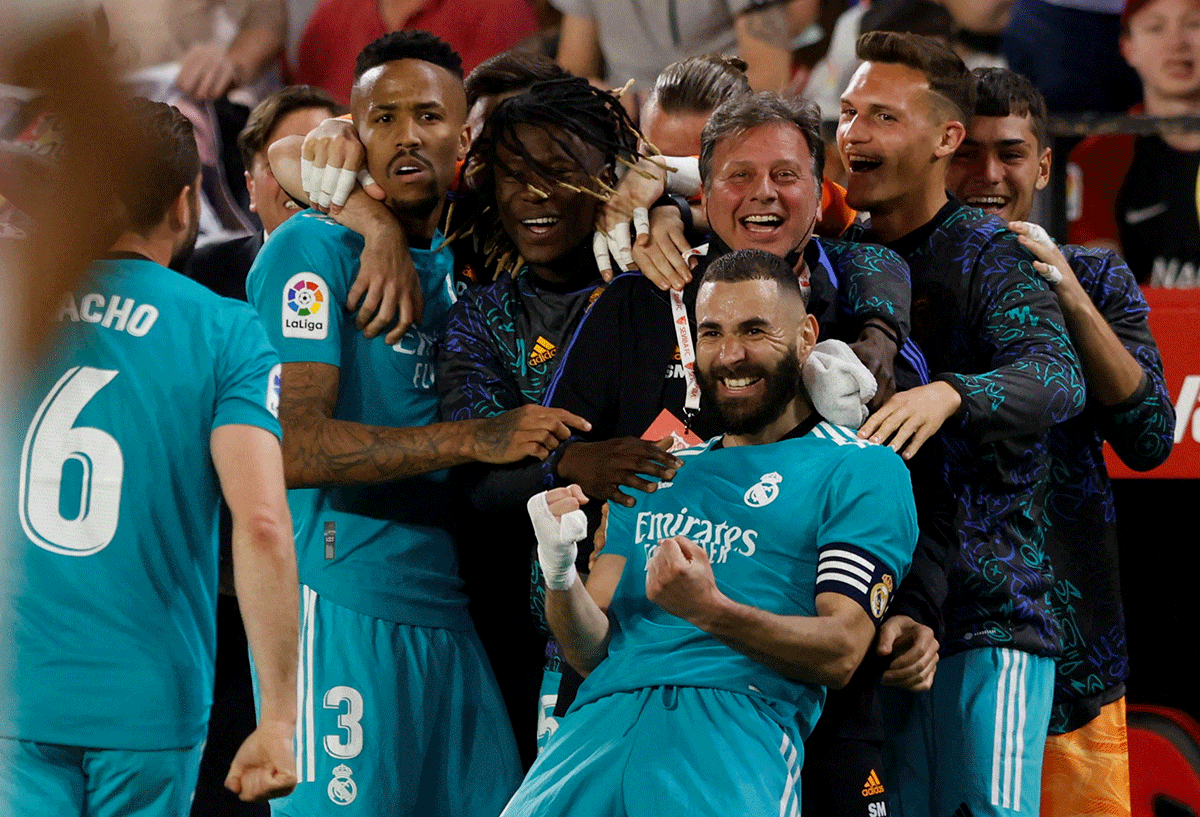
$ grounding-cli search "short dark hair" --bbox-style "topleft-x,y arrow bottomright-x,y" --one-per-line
971,67 -> 1048,149
464,50 -> 567,109
119,98 -> 199,234
700,248 -> 804,303
855,31 -> 976,124
354,30 -> 463,81
649,54 -> 752,115
237,85 -> 341,171
699,92 -> 824,191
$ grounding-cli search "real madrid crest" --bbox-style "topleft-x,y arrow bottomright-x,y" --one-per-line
744,472 -> 783,507
870,575 -> 893,620
328,763 -> 357,806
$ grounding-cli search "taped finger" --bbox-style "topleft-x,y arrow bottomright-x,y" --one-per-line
608,221 -> 633,270
593,230 -> 613,279
317,162 -> 342,209
301,157 -> 318,202
633,206 -> 649,237
1033,260 -> 1063,285
331,166 -> 357,207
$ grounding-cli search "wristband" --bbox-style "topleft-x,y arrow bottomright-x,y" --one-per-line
861,319 -> 902,349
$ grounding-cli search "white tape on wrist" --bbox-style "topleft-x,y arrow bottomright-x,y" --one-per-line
527,491 -> 585,591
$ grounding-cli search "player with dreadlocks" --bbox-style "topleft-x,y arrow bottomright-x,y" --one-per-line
436,75 -> 686,763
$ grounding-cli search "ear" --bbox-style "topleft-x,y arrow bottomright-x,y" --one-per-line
934,120 -> 966,159
457,123 -> 471,163
796,312 -> 819,361
1035,146 -> 1051,191
244,170 -> 258,213
168,183 -> 192,232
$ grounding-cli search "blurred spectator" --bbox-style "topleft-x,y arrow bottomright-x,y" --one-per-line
292,0 -> 541,106
806,0 -> 1009,125
100,0 -> 286,102
552,0 -> 812,95
1004,0 -> 1142,113
1067,0 -> 1200,286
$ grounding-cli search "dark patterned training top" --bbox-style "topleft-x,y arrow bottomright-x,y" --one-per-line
851,197 -> 1087,659
1044,245 -> 1173,734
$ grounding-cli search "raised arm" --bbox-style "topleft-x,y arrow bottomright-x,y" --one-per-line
1011,224 -> 1174,470
211,423 -> 298,802
531,487 -> 622,675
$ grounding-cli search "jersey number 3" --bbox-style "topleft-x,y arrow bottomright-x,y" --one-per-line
19,366 -> 124,556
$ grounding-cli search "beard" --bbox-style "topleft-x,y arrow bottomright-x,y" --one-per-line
168,198 -> 200,272
698,347 -> 803,436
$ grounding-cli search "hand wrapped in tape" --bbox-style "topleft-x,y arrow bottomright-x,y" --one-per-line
527,486 -> 590,591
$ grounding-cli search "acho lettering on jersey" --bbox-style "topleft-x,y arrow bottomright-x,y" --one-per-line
0,257 -> 281,750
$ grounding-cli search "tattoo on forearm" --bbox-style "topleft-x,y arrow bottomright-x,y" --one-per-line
278,364 -> 472,487
741,3 -> 790,49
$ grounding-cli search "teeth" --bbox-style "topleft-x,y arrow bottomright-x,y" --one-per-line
847,154 -> 882,172
968,196 -> 1006,205
722,376 -> 760,389
521,217 -> 558,226
743,215 -> 782,224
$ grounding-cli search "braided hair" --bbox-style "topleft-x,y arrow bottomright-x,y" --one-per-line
450,75 -> 653,278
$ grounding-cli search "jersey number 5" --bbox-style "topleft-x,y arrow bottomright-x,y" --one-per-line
19,366 -> 124,556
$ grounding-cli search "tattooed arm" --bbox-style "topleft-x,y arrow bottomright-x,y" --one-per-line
279,361 -> 590,488
735,1 -> 796,93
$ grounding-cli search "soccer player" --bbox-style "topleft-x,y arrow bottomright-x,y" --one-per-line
0,98 -> 299,815
504,247 -> 918,817
839,32 -> 1086,817
245,31 -> 589,816
436,75 -> 680,763
947,66 -> 1174,817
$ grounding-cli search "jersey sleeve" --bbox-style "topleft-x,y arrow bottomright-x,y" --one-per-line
437,290 -> 558,512
829,238 -> 912,344
1072,249 -> 1175,470
212,302 -> 283,440
245,214 -> 357,367
937,233 -> 1086,442
816,444 -> 918,625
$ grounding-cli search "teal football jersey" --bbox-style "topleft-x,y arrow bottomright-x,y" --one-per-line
0,256 -> 282,750
246,211 -> 469,629
576,420 -> 918,738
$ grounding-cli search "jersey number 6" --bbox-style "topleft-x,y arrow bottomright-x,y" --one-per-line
19,366 -> 124,556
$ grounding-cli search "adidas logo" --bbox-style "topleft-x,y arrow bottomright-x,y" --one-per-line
529,336 -> 557,366
862,769 -> 886,797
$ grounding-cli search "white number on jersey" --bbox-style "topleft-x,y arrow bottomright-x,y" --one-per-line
19,366 -> 124,556
323,685 -> 364,759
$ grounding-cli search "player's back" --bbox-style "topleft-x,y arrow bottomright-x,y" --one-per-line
0,255 -> 281,751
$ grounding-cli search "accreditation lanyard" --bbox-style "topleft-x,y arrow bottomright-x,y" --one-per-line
668,286 -> 702,420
